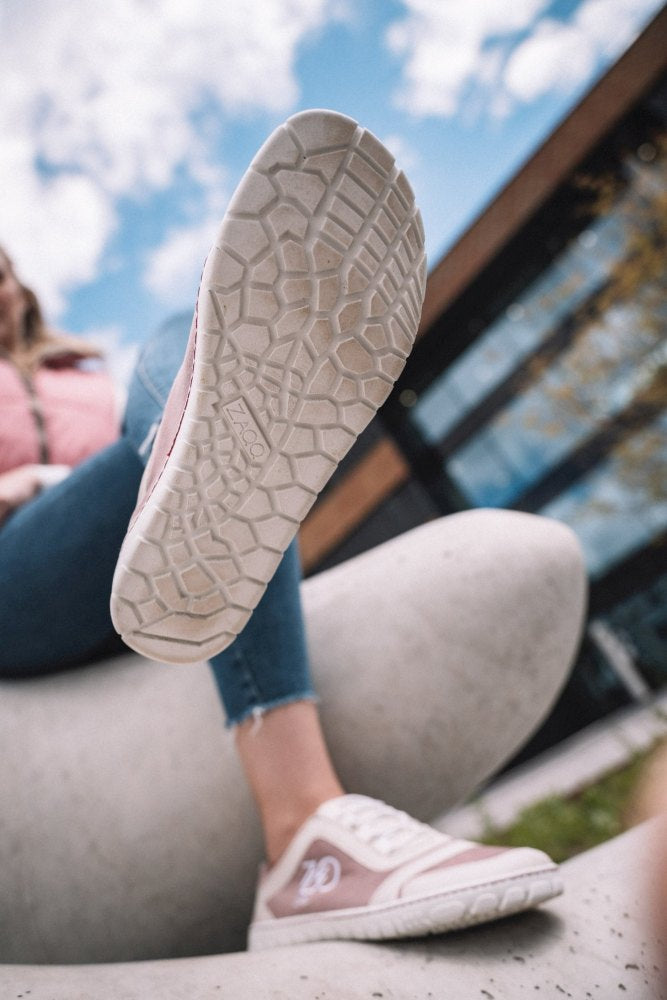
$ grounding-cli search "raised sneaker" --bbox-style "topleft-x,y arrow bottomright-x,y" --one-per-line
110,109 -> 427,663
248,794 -> 562,950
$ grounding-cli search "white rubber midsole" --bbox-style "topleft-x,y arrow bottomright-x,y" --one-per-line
248,868 -> 562,950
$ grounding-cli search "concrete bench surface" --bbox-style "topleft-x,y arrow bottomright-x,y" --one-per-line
1,825 -> 661,999
0,509 -> 604,993
1,511 -> 586,962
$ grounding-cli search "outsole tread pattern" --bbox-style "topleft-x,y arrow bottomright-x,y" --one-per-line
111,110 -> 427,662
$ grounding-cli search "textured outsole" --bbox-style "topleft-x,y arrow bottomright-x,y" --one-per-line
111,109 -> 427,663
248,868 -> 563,951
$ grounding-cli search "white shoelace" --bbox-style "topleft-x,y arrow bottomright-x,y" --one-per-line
322,795 -> 444,857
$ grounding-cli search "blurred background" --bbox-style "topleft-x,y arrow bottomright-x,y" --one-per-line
2,0 -> 665,753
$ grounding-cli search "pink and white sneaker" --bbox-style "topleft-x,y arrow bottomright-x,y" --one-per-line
248,794 -> 562,950
110,109 -> 427,663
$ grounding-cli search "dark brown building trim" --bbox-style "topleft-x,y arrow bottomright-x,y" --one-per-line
300,437 -> 410,571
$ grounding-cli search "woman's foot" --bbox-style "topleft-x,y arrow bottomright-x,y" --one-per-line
248,794 -> 561,950
111,108 -> 426,664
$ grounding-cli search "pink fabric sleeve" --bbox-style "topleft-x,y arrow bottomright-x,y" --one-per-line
36,366 -> 120,467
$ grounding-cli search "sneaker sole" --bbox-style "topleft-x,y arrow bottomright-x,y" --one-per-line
111,109 -> 427,663
248,866 -> 563,950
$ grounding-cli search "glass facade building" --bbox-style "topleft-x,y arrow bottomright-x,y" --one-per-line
303,12 -> 667,751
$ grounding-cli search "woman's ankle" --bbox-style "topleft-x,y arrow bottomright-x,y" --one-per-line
261,784 -> 344,865
234,700 -> 345,864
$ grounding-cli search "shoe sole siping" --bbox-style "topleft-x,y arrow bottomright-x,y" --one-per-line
111,109 -> 427,663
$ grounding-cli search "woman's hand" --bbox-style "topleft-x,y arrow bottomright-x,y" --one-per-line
0,465 -> 45,523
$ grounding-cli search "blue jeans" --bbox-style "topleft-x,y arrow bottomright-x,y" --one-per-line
0,318 -> 316,726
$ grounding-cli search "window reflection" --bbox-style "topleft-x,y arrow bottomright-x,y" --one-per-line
413,137 -> 666,582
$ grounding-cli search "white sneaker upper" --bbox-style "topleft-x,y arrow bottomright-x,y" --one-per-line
249,794 -> 561,949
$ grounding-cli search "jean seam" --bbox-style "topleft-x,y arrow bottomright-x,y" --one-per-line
231,641 -> 265,708
135,355 -> 169,409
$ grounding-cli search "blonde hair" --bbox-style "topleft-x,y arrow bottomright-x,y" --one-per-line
0,246 -> 102,369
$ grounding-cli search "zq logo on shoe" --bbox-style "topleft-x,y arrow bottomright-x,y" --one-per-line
223,398 -> 270,461
294,855 -> 342,907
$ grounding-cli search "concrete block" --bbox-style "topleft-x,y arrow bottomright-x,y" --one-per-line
0,825 -> 660,998
0,510 -> 586,963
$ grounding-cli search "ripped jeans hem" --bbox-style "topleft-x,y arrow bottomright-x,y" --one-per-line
225,690 -> 319,729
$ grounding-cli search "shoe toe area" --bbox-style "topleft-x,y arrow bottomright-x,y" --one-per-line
401,845 -> 556,900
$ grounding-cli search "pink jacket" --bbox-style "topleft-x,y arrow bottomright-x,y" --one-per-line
0,355 -> 119,475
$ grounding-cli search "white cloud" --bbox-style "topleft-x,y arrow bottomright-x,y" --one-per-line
0,0 -> 347,316
504,0 -> 660,104
143,158 -> 230,308
3,0 -> 344,194
503,19 -> 596,103
387,0 -> 660,119
575,0 -> 661,56
144,214 -> 225,308
380,134 -> 420,173
387,0 -> 549,117
0,137 -> 115,317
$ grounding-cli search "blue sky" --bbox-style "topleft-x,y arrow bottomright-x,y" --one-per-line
1,0 -> 662,385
